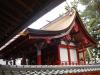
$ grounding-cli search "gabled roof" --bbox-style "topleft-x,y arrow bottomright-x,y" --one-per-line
27,9 -> 76,39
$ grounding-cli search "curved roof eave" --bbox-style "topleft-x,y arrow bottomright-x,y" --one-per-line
26,9 -> 76,39
75,11 -> 97,46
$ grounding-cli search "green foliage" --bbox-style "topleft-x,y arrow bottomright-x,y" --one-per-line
79,0 -> 100,63
79,0 -> 90,5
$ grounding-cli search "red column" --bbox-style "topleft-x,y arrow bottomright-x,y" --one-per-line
37,49 -> 41,65
67,45 -> 71,65
83,50 -> 86,65
57,45 -> 61,65
82,45 -> 86,65
76,48 -> 79,65
35,42 -> 44,65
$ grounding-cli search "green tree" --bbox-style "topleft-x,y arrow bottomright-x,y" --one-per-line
79,0 -> 100,63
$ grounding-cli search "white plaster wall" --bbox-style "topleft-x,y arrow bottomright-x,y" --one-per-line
70,48 -> 77,62
60,48 -> 68,62
0,59 -> 6,65
16,58 -> 22,65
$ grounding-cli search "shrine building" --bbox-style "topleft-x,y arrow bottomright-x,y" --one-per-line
0,8 -> 96,65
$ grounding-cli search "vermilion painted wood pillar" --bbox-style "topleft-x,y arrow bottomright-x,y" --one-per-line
37,49 -> 41,65
76,48 -> 79,65
83,50 -> 86,65
35,42 -> 44,65
67,45 -> 71,65
57,45 -> 61,65
82,44 -> 86,65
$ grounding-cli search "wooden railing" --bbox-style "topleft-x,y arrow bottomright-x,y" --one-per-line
0,65 -> 100,75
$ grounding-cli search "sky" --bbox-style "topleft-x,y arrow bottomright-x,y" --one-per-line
28,1 -> 86,29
